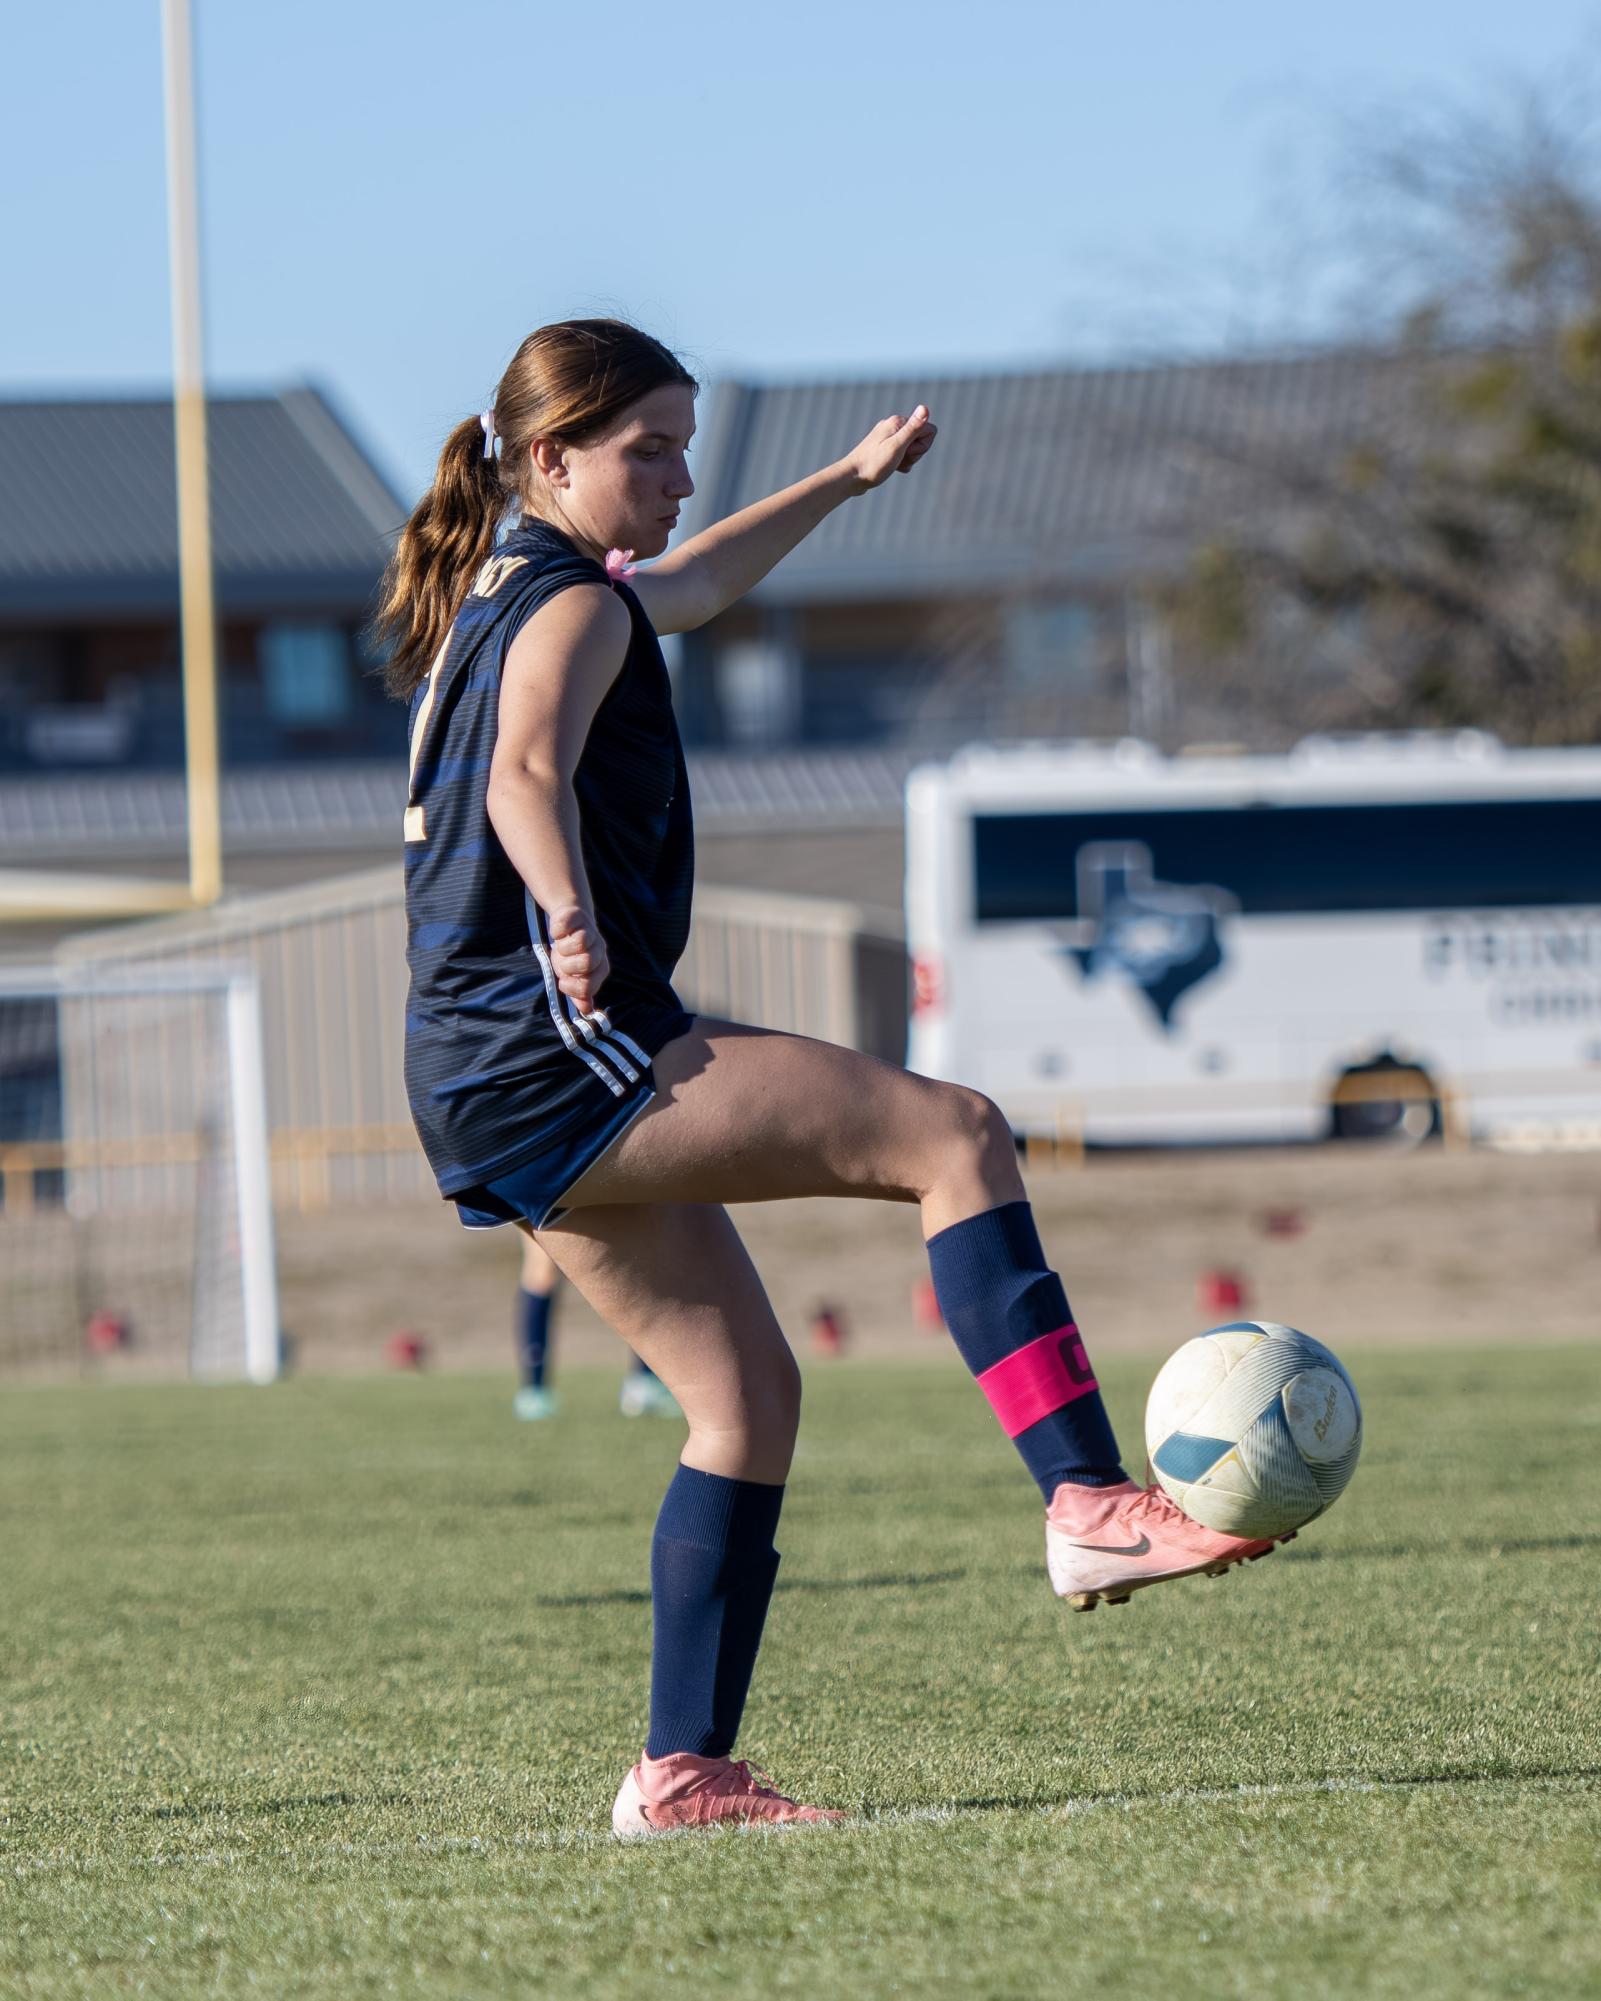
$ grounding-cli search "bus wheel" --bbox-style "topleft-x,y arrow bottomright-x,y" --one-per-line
1329,1063 -> 1440,1147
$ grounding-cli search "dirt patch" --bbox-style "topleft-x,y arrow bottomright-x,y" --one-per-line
272,1143 -> 1601,1377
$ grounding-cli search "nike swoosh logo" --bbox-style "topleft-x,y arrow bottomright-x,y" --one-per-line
1069,1534 -> 1151,1556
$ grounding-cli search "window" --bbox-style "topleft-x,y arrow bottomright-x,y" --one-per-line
973,797 -> 1601,921
260,624 -> 352,724
1006,599 -> 1099,688
715,640 -> 800,746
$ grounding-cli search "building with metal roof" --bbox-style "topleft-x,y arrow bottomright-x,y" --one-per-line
0,347 -> 1442,922
674,344 -> 1437,750
0,386 -> 406,773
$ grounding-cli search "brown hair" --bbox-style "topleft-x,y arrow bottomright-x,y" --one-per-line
373,318 -> 698,698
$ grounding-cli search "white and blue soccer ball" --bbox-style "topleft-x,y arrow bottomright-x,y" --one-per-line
1144,1321 -> 1362,1540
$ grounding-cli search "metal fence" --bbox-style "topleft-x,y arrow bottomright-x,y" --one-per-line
55,867 -> 908,1209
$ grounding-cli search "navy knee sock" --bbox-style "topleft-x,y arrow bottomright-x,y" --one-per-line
926,1200 -> 1125,1499
645,1466 -> 784,1761
515,1286 -> 554,1388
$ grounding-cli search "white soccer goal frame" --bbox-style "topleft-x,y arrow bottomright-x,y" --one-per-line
0,961 -> 280,1384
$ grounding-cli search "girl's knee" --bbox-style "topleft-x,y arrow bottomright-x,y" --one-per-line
677,1338 -> 800,1473
911,1084 -> 1023,1211
736,1342 -> 801,1451
767,1342 -> 802,1436
749,1344 -> 803,1468
682,1352 -> 800,1484
945,1085 -> 1016,1171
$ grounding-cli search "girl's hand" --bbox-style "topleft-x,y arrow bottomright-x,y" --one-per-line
844,404 -> 938,494
548,904 -> 610,1016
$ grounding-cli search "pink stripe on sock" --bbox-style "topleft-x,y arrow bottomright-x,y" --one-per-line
976,1325 -> 1099,1438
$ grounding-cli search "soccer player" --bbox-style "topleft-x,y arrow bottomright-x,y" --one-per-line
385,319 -> 1284,1838
513,1232 -> 679,1420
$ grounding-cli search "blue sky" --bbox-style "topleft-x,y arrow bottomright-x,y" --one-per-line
4,1 -> 1597,498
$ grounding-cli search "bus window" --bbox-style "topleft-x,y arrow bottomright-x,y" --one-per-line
972,797 -> 1601,922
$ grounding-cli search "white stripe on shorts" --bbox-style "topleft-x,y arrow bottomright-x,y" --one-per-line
529,933 -> 628,1099
599,1020 -> 653,1069
561,995 -> 642,1085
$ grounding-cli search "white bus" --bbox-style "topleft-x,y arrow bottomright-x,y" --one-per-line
904,731 -> 1601,1147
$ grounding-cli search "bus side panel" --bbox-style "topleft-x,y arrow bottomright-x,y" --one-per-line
929,919 -> 1299,1143
925,909 -> 1601,1144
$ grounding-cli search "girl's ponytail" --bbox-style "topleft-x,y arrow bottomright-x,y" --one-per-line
374,416 -> 505,699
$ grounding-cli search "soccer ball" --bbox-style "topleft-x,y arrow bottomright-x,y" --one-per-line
1144,1321 -> 1362,1540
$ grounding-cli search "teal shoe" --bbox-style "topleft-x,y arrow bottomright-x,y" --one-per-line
619,1374 -> 681,1419
513,1385 -> 560,1421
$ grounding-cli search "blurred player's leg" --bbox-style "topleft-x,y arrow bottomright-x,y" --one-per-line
529,1202 -> 839,1834
513,1234 -> 560,1420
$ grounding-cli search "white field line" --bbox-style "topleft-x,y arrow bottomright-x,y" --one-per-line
874,1775 -> 1389,1831
8,1770 -> 1586,1874
876,1768 -> 1601,1830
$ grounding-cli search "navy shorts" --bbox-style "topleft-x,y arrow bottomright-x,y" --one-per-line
451,1080 -> 657,1232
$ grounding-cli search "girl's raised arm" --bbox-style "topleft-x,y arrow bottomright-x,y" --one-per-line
631,405 -> 937,635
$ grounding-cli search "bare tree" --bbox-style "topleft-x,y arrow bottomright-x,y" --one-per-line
1159,62 -> 1601,745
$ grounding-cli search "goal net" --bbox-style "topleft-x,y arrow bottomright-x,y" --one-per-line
0,964 -> 279,1383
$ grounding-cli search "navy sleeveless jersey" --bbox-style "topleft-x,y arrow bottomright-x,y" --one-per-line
402,517 -> 694,1194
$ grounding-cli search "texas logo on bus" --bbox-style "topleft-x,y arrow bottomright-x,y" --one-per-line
1060,842 -> 1236,1030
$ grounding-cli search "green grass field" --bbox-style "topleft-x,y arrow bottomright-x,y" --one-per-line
3,1347 -> 1598,1999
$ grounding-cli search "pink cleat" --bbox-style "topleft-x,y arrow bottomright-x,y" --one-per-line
1045,1478 -> 1293,1611
611,1751 -> 846,1840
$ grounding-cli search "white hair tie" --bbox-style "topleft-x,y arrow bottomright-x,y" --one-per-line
479,408 -> 497,459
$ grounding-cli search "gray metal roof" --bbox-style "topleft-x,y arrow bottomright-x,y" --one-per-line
0,748 -> 909,859
0,763 -> 403,855
0,386 -> 407,619
686,346 -> 1445,604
